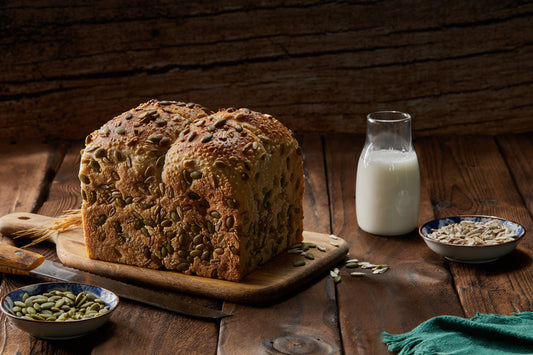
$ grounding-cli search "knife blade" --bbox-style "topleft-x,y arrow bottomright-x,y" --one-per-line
0,243 -> 230,320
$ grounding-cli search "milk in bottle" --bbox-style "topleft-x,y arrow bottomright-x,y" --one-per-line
356,111 -> 420,236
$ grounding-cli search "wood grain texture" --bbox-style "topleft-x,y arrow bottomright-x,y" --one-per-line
418,135 -> 533,318
0,143 -> 66,355
218,135 -> 342,355
1,1 -> 531,141
497,133 -> 533,214
325,134 -> 465,354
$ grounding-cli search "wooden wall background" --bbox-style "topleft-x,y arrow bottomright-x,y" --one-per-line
0,0 -> 531,142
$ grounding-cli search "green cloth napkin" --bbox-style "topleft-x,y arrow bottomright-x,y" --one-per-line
382,312 -> 533,354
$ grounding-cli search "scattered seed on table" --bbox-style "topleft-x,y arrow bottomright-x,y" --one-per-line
304,252 -> 315,260
350,272 -> 365,277
293,260 -> 306,267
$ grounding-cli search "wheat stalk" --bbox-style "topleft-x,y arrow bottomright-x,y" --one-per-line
14,209 -> 83,248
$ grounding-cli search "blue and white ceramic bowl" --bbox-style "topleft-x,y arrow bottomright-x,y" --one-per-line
419,215 -> 526,263
1,282 -> 119,340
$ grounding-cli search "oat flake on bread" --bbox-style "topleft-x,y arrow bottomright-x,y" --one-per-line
79,99 -> 304,282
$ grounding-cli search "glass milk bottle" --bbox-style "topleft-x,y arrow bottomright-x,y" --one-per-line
356,111 -> 420,236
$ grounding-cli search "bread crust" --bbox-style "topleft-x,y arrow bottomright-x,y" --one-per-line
80,100 -> 303,281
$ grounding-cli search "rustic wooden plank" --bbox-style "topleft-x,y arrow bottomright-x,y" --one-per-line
218,135 -> 342,354
0,1 -> 531,140
0,143 -> 65,216
0,143 -> 66,355
497,133 -> 533,214
418,135 -> 533,317
325,134 -> 465,354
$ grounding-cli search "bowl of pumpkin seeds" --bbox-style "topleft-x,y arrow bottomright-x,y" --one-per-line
1,282 -> 119,340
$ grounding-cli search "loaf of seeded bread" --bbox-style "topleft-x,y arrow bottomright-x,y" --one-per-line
79,99 -> 304,281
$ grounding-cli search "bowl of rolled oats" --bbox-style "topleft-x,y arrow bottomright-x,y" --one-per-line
419,215 -> 525,263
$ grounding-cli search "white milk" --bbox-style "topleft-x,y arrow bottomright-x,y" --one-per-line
356,149 -> 420,236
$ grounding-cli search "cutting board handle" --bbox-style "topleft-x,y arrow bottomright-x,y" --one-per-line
0,212 -> 57,243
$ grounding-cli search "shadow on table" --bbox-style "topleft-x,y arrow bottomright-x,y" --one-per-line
475,249 -> 532,274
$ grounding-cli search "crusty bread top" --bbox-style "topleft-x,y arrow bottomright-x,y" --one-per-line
84,99 -> 213,155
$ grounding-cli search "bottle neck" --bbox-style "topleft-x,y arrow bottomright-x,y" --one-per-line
365,111 -> 413,152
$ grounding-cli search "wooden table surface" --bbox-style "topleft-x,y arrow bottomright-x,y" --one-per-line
1,132 -> 532,354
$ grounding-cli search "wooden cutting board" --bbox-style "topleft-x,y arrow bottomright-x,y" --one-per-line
0,212 -> 348,304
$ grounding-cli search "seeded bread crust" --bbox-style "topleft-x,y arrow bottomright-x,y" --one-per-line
80,99 -> 304,281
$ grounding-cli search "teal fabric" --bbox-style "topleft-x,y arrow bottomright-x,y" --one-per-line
382,313 -> 533,354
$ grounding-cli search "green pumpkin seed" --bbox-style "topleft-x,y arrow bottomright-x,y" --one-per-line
165,231 -> 176,238
141,227 -> 150,237
115,126 -> 126,134
151,254 -> 161,265
113,222 -> 123,234
134,219 -> 144,230
214,160 -> 226,168
113,150 -> 124,162
148,134 -> 162,143
156,155 -> 166,168
96,215 -> 107,225
94,148 -> 106,158
190,224 -> 201,234
176,263 -> 189,272
206,221 -> 215,234
226,198 -> 238,208
345,262 -> 359,268
166,244 -> 174,254
79,174 -> 90,184
214,118 -> 226,128
210,210 -> 221,219
170,211 -> 180,222
143,219 -> 156,227
201,133 -> 213,143
293,260 -> 306,267
225,215 -> 235,228
178,233 -> 188,245
189,250 -> 202,258
201,250 -> 210,260
193,234 -> 203,245
190,171 -> 202,179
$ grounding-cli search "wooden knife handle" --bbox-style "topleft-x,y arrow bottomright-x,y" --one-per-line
0,243 -> 45,275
